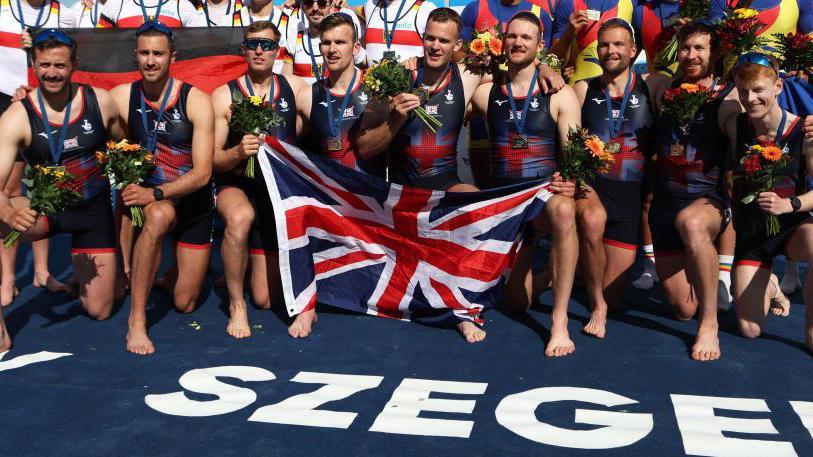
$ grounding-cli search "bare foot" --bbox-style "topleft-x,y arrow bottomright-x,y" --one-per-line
582,308 -> 606,339
769,279 -> 791,317
545,325 -> 575,357
33,274 -> 70,293
691,328 -> 720,361
457,321 -> 486,343
226,301 -> 251,339
1,280 -> 18,307
288,309 -> 317,338
126,322 -> 155,355
0,318 -> 11,352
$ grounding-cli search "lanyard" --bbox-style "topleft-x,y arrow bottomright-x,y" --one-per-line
244,73 -> 274,102
88,0 -> 99,27
246,0 -> 274,24
775,109 -> 788,149
203,0 -> 232,26
16,0 -> 47,30
505,68 -> 539,138
413,61 -> 449,93
381,0 -> 408,50
604,72 -> 633,140
139,78 -> 174,153
139,0 -> 163,22
36,85 -> 73,165
324,69 -> 357,139
304,30 -> 325,80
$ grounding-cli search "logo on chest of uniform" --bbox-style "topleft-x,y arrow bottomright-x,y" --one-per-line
153,120 -> 167,133
343,106 -> 355,118
444,89 -> 454,104
425,105 -> 438,116
63,137 -> 79,151
630,94 -> 639,107
171,108 -> 182,122
529,97 -> 539,110
279,98 -> 289,111
81,118 -> 94,134
494,99 -> 508,107
592,98 -> 606,105
508,111 -> 523,121
358,91 -> 369,105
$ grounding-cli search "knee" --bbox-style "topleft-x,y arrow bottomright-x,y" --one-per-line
84,301 -> 113,321
549,199 -> 576,230
252,291 -> 272,309
738,320 -> 762,339
225,207 -> 255,237
174,292 -> 198,314
578,209 -> 606,241
675,215 -> 706,244
143,205 -> 175,236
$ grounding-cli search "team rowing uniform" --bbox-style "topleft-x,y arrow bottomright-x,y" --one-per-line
21,85 -> 115,254
553,0 -> 634,83
648,79 -> 734,256
98,0 -> 200,27
632,0 -> 681,76
192,0 -> 242,26
290,10 -> 366,85
217,74 -> 296,254
486,79 -> 558,187
390,63 -> 465,190
363,0 -> 436,63
231,5 -> 295,75
581,74 -> 654,249
127,80 -> 213,249
732,113 -> 810,268
308,71 -> 383,177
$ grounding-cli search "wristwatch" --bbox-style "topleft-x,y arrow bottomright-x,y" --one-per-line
789,196 -> 801,212
153,187 -> 165,201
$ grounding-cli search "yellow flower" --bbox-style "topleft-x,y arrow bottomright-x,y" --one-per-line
761,145 -> 782,162
144,154 -> 154,163
249,95 -> 263,106
54,171 -> 65,179
498,62 -> 508,72
734,8 -> 759,19
480,31 -> 492,43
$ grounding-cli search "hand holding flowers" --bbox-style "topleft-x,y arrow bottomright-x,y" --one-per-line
228,92 -> 285,178
559,127 -> 615,189
737,141 -> 790,235
362,57 -> 442,133
97,139 -> 155,227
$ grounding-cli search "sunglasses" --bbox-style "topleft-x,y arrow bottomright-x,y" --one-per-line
33,29 -> 75,47
303,0 -> 329,7
734,52 -> 778,73
136,20 -> 174,39
243,38 -> 279,51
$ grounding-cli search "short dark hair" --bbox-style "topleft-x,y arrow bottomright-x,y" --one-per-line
677,21 -> 715,47
243,20 -> 281,41
319,12 -> 358,43
506,11 -> 543,41
31,34 -> 77,62
136,29 -> 175,52
598,18 -> 635,45
427,7 -> 462,37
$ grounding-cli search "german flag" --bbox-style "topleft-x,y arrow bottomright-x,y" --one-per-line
63,27 -> 247,93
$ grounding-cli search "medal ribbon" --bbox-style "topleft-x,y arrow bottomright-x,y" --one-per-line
139,78 -> 174,153
604,72 -> 633,140
382,0 -> 407,50
304,30 -> 325,80
16,0 -> 47,30
139,0 -> 163,22
324,69 -> 357,140
506,68 -> 539,141
36,85 -> 73,165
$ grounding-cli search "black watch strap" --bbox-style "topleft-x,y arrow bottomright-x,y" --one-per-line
153,187 -> 165,201
790,196 -> 802,212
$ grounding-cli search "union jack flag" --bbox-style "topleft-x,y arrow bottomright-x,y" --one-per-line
258,138 -> 552,324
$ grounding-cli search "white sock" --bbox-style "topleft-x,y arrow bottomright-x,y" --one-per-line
718,255 -> 733,308
643,244 -> 656,273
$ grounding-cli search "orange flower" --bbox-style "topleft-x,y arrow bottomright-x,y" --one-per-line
585,136 -> 605,157
679,83 -> 700,93
761,145 -> 782,162
106,140 -> 117,150
488,38 -> 503,55
144,154 -> 154,163
470,39 -> 486,55
95,151 -> 107,164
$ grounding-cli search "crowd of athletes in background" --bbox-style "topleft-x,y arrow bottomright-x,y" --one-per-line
0,0 -> 812,362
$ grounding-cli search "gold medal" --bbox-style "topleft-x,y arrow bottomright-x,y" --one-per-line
511,136 -> 529,149
327,138 -> 343,151
669,143 -> 685,157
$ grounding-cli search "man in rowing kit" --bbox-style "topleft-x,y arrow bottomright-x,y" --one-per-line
573,18 -> 654,339
211,20 -> 305,338
0,30 -> 124,327
470,12 -> 581,357
110,21 -> 214,355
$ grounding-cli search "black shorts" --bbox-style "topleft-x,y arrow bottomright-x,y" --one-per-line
394,171 -> 462,191
45,191 -> 116,254
733,211 -> 812,269
214,166 -> 277,254
591,176 -> 641,250
173,184 -> 214,249
649,191 -> 729,257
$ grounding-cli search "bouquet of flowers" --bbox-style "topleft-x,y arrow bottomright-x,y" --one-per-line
537,50 -> 562,74
661,83 -> 713,133
773,32 -> 813,74
717,8 -> 769,76
228,92 -> 285,178
737,141 -> 790,235
96,139 -> 155,227
653,0 -> 711,68
3,165 -> 79,247
462,24 -> 507,75
362,57 -> 442,133
559,127 -> 616,189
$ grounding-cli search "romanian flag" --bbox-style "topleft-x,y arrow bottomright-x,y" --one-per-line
13,27 -> 248,94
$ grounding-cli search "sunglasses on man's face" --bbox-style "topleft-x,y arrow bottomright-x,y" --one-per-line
303,0 -> 329,8
243,38 -> 279,52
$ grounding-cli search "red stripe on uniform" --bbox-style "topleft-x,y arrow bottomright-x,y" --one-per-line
71,248 -> 117,254
364,28 -> 423,46
734,259 -> 772,270
176,242 -> 211,250
603,238 -> 637,251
